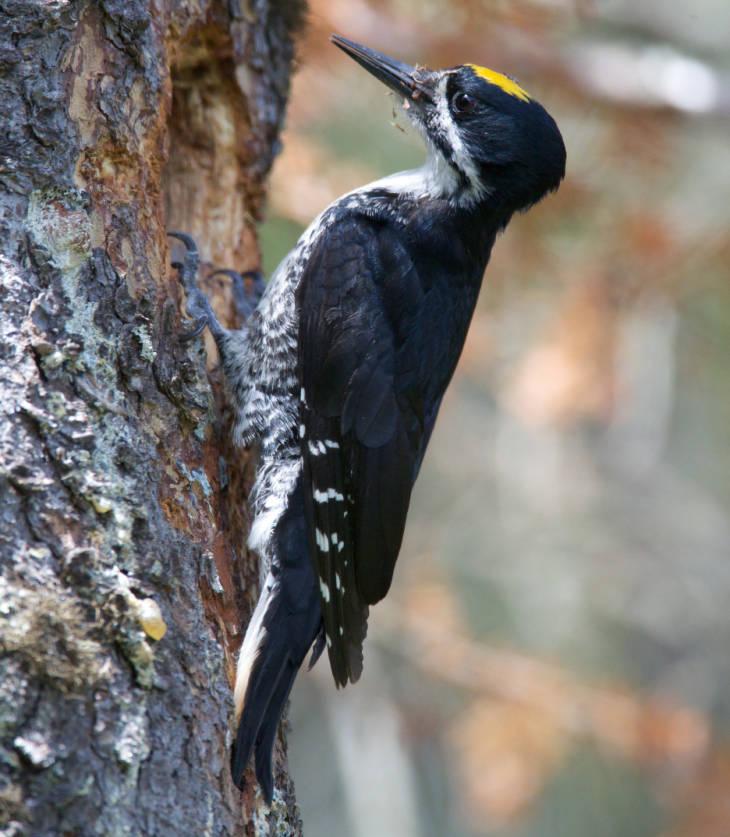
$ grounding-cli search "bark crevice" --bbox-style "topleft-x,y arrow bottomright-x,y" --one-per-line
0,1 -> 305,834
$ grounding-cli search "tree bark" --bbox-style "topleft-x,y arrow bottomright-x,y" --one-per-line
0,1 -> 305,834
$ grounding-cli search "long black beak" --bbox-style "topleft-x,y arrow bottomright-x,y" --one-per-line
330,34 -> 434,103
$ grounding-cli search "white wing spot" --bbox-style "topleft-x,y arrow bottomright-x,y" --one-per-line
320,579 -> 331,602
335,573 -> 341,591
314,487 -> 345,503
316,528 -> 330,552
324,439 -> 339,449
299,424 -> 305,439
307,440 -> 329,456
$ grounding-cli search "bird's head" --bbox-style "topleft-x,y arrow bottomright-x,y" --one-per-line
331,35 -> 566,213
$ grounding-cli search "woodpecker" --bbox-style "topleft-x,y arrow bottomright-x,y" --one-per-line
172,34 -> 566,801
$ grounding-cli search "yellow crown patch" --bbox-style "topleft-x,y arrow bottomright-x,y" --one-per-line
467,65 -> 530,102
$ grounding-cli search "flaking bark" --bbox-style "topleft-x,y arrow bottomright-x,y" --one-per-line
0,1 -> 305,834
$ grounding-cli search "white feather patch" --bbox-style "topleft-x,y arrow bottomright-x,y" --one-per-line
233,572 -> 278,722
247,457 -> 301,562
316,528 -> 330,552
346,77 -> 488,207
433,76 -> 486,202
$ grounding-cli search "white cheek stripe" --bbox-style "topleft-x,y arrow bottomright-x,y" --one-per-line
346,79 -> 486,207
434,76 -> 486,201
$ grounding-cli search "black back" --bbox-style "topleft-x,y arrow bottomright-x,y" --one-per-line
297,194 -> 499,685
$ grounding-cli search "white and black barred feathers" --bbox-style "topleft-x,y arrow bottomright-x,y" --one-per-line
229,172 -> 495,691
219,209 -> 337,568
296,212 -> 433,686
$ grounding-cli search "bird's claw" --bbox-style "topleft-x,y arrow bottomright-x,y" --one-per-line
209,269 -> 265,321
168,231 -> 200,296
168,231 -> 225,343
168,231 -> 265,345
178,315 -> 209,343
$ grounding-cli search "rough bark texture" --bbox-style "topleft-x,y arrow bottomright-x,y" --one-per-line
0,1 -> 305,834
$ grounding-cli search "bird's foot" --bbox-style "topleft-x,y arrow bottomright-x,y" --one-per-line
168,231 -> 227,344
209,268 -> 266,322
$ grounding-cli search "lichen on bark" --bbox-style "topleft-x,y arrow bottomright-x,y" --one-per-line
0,1 -> 305,834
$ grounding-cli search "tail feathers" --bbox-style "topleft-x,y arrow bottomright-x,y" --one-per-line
307,626 -> 326,671
253,658 -> 298,801
232,475 -> 323,800
230,618 -> 289,796
231,581 -> 320,800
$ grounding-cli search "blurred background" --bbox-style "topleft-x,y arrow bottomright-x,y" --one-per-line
260,1 -> 730,834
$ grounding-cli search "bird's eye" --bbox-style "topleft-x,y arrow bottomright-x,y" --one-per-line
452,92 -> 477,114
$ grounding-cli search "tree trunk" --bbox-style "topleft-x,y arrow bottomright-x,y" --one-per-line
0,1 -> 305,834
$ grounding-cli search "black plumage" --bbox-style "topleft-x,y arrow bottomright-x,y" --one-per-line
175,33 -> 566,801
229,477 -> 321,800
297,205 -> 498,684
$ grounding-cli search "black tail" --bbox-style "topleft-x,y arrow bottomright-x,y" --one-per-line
231,477 -> 322,801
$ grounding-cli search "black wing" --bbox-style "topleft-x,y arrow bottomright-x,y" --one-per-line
298,213 -> 426,687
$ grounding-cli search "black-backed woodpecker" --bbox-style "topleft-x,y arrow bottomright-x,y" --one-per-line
172,33 -> 566,802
